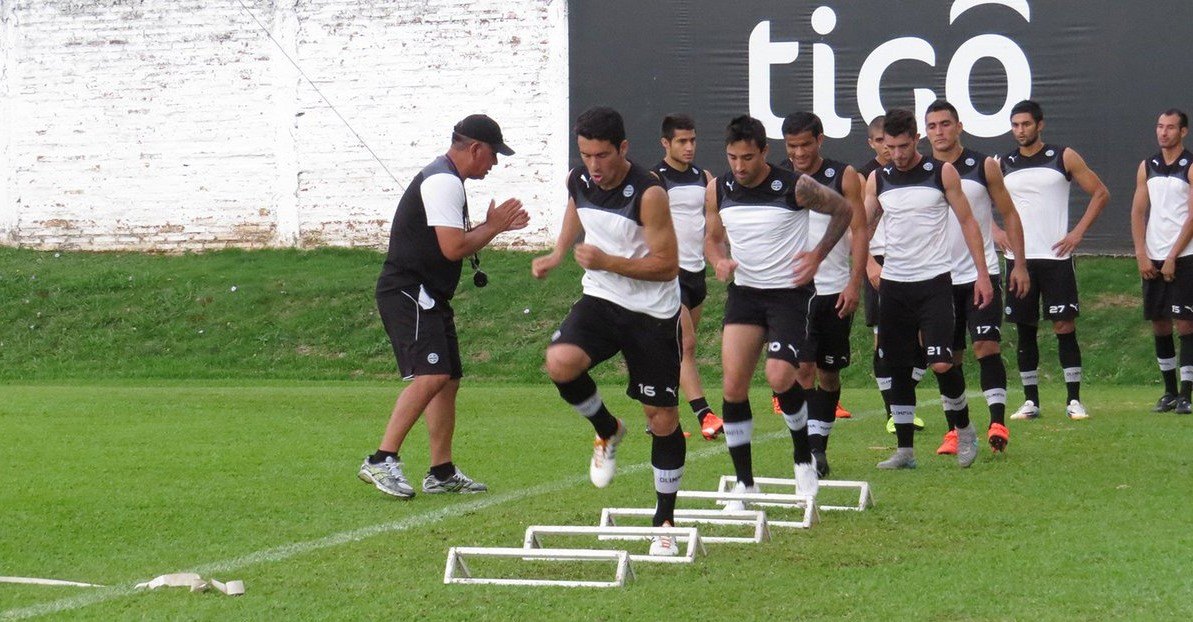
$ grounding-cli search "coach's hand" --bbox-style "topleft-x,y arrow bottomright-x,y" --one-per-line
1162,256 -> 1177,282
973,275 -> 994,309
1008,262 -> 1030,299
487,198 -> 529,232
1052,230 -> 1083,257
793,250 -> 821,287
714,258 -> 738,282
573,244 -> 609,271
1138,254 -> 1159,280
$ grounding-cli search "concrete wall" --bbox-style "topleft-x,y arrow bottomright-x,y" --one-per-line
0,0 -> 568,251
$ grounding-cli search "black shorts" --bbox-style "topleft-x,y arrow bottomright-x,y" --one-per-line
1142,257 -> 1193,320
801,293 -> 854,370
377,287 -> 463,380
551,295 -> 681,407
952,275 -> 1004,350
1004,258 -> 1079,323
679,268 -> 708,309
863,255 -> 884,327
723,283 -> 812,366
878,273 -> 955,367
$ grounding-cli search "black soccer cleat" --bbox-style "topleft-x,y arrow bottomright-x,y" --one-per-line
1153,393 -> 1179,413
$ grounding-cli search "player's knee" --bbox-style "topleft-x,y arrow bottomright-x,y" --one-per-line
764,360 -> 798,392
972,340 -> 999,359
1053,319 -> 1075,335
817,370 -> 841,392
411,373 -> 452,394
795,363 -> 815,389
930,361 -> 953,374
1175,319 -> 1193,336
544,347 -> 584,382
645,407 -> 680,436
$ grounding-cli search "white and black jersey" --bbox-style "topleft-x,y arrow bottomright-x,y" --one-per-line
714,165 -> 808,289
875,157 -> 952,282
655,160 -> 707,273
947,149 -> 999,284
376,155 -> 468,303
1144,149 -> 1193,261
781,158 -> 851,295
569,162 -> 681,319
1001,144 -> 1072,260
858,158 -> 887,256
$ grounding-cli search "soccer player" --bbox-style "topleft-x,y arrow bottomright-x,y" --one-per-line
1130,109 -> 1193,414
532,107 -> 686,556
865,108 -> 993,470
704,115 -> 851,501
779,111 -> 868,477
923,100 -> 1030,454
362,114 -> 529,499
655,114 -> 724,440
998,100 -> 1109,420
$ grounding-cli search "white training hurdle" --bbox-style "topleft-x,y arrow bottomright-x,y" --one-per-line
715,476 -> 874,512
523,525 -> 705,563
444,546 -> 634,588
676,489 -> 818,529
597,507 -> 771,544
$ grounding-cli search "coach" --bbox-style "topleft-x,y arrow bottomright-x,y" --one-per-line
358,114 -> 529,499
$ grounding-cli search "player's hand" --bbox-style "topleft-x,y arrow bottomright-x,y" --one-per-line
993,226 -> 1010,253
531,252 -> 562,279
866,257 -> 882,289
573,243 -> 608,271
793,251 -> 820,287
1008,263 -> 1030,299
486,198 -> 529,232
1162,257 -> 1177,282
974,276 -> 994,309
1051,231 -> 1083,257
836,286 -> 860,318
1137,255 -> 1159,280
714,258 -> 738,282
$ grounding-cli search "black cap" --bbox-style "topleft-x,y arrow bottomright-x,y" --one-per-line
454,114 -> 514,156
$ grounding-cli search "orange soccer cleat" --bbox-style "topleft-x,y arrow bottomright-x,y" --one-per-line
988,422 -> 1009,453
700,412 -> 724,441
834,402 -> 852,419
936,429 -> 958,455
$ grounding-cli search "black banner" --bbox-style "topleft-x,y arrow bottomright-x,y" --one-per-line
569,0 -> 1193,254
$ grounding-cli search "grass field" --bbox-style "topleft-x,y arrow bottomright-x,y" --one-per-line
2,382 -> 1191,620
2,248 -> 1191,620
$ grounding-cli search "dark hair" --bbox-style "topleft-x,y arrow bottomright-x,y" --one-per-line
1010,100 -> 1043,122
725,115 -> 768,150
883,108 -> 917,138
867,115 -> 885,136
661,114 -> 696,139
574,106 -> 626,146
1162,108 -> 1189,129
925,99 -> 959,121
781,112 -> 823,138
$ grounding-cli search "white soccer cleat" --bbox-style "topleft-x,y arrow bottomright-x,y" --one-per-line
724,480 -> 758,512
956,425 -> 979,468
589,419 -> 626,488
1009,400 -> 1040,420
1066,399 -> 1089,420
648,533 -> 679,557
794,461 -> 819,498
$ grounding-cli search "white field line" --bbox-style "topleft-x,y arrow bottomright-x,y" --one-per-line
7,411 -> 881,620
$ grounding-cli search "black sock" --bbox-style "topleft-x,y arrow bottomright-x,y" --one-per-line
1017,323 -> 1040,404
369,450 -> 397,465
1057,331 -> 1082,402
553,373 -> 619,439
935,366 -> 970,430
874,349 -> 893,415
806,388 -> 826,453
777,384 -> 812,464
689,397 -> 711,424
1180,334 -> 1193,399
651,427 -> 686,526
978,353 -> 1008,426
1156,334 -> 1178,395
890,366 -> 917,448
817,388 -> 840,451
430,461 -> 456,481
722,399 -> 754,486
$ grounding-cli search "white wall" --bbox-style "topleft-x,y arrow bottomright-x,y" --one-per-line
0,0 -> 568,251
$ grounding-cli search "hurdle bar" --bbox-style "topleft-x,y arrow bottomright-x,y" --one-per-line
675,490 -> 818,529
444,547 -> 633,588
716,476 -> 874,512
523,525 -> 704,563
598,508 -> 771,544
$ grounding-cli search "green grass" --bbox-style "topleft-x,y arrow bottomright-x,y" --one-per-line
0,247 -> 1166,386
2,383 -> 1191,620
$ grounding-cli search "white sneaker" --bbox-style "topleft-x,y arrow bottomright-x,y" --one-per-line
648,532 -> 678,557
589,419 -> 626,488
794,461 -> 819,498
724,480 -> 758,512
1066,399 -> 1089,420
1009,400 -> 1040,420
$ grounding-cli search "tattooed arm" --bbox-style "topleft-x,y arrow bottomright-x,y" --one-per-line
792,174 -> 851,287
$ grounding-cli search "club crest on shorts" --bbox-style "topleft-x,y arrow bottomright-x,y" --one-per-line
623,184 -> 634,198
1046,149 -> 1055,157
965,157 -> 976,167
427,352 -> 440,364
1182,158 -> 1189,166
825,168 -> 836,178
770,179 -> 783,191
923,161 -> 934,171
